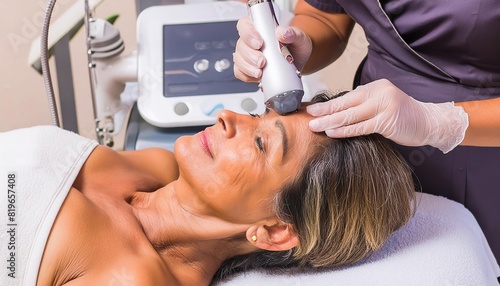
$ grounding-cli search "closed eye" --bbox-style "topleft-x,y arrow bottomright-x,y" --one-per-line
255,136 -> 264,152
249,113 -> 264,152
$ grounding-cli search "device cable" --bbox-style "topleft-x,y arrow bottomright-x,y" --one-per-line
40,0 -> 61,127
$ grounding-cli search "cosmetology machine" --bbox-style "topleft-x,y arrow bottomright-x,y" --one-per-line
35,0 -> 303,150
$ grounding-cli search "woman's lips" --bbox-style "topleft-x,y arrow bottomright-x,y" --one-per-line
199,130 -> 213,158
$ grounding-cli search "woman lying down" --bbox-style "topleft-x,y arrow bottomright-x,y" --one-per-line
0,93 -> 415,286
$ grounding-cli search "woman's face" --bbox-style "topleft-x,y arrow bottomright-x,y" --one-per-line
174,106 -> 323,224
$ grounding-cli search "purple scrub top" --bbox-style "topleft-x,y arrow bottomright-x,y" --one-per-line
305,0 -> 500,263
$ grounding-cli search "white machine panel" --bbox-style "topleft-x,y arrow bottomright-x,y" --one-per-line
137,1 -> 266,127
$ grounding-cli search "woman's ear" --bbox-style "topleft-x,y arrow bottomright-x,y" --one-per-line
246,219 -> 299,251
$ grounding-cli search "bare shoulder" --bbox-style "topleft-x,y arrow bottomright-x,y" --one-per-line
91,257 -> 179,286
39,188 -> 179,286
56,255 -> 179,286
118,148 -> 179,185
62,253 -> 180,286
74,145 -> 176,198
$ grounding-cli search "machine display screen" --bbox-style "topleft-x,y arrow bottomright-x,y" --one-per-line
162,21 -> 258,97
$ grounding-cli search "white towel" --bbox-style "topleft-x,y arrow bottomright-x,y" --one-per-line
219,193 -> 500,286
0,126 -> 97,286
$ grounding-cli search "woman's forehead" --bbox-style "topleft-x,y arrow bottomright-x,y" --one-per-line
265,104 -> 314,120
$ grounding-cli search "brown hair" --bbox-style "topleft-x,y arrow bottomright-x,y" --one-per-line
213,91 -> 416,281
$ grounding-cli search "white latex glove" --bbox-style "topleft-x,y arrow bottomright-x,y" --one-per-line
233,16 -> 312,82
306,79 -> 469,153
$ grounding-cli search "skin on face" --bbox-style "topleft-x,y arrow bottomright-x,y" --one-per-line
173,106 -> 323,224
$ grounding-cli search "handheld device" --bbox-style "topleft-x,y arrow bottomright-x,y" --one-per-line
248,0 -> 304,115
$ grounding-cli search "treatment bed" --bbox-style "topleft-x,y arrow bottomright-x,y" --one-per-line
218,192 -> 500,286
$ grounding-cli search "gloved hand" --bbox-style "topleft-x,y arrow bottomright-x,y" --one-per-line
306,79 -> 469,153
233,16 -> 312,82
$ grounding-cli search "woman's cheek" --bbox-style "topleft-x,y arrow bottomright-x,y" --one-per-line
218,144 -> 257,165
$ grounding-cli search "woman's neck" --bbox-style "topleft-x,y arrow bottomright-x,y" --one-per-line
130,181 -> 256,285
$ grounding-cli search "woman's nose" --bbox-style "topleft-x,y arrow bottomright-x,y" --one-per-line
217,110 -> 237,138
217,110 -> 254,138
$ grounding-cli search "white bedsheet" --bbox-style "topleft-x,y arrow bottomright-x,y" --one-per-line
218,193 -> 500,286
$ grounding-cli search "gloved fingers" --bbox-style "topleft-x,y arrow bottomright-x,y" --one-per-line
324,121 -> 375,138
275,25 -> 296,44
306,88 -> 367,117
308,102 -> 379,132
234,16 -> 266,82
275,26 -> 312,70
275,25 -> 312,46
236,16 -> 263,49
232,46 -> 265,82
